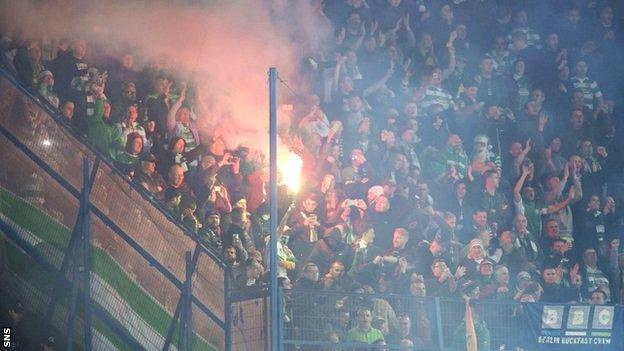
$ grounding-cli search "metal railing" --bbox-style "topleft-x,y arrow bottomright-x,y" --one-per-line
0,65 -> 233,350
279,288 -> 526,351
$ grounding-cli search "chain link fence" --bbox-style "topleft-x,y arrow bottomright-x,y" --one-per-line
0,68 -> 229,350
280,289 -> 526,351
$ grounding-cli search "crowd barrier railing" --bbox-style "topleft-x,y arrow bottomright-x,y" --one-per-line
279,288 -> 537,351
0,65 -> 234,350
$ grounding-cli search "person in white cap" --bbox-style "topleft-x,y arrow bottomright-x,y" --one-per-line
37,70 -> 59,108
471,133 -> 501,173
461,238 -> 486,280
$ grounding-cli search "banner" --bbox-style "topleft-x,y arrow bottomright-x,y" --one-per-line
522,303 -> 624,350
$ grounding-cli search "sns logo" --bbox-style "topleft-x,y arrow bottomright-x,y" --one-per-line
3,327 -> 10,347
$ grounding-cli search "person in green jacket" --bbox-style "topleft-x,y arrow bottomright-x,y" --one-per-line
87,95 -> 124,160
347,307 -> 385,345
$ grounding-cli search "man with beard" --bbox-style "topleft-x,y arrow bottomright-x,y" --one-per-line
225,207 -> 254,255
37,70 -> 59,108
111,81 -> 138,123
288,193 -> 323,262
199,209 -> 223,250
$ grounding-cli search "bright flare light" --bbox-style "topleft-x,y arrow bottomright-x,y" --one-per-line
280,152 -> 303,194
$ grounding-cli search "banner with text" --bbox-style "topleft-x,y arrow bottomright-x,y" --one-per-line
523,303 -> 624,350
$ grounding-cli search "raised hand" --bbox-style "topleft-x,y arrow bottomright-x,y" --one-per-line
521,164 -> 531,176
337,27 -> 346,43
524,138 -> 532,152
449,30 -> 458,42
370,20 -> 379,36
455,265 -> 467,279
403,13 -> 411,30
392,17 -> 403,33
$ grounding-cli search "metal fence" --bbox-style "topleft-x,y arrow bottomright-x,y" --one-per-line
279,288 -> 526,351
0,66 -> 233,350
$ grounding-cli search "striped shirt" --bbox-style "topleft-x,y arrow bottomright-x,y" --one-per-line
570,76 -> 602,109
585,266 -> 609,295
420,86 -> 455,112
174,122 -> 198,152
116,122 -> 152,152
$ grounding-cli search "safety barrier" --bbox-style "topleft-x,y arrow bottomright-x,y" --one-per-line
280,288 -> 531,351
0,66 -> 233,350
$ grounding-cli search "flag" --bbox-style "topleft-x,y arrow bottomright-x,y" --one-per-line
465,299 -> 478,351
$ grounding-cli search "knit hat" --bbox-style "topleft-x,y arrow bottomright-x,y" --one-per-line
38,70 -> 53,80
469,238 -> 484,249
516,271 -> 531,281
480,258 -> 495,266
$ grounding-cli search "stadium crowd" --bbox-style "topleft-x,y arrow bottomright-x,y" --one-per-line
2,0 -> 624,350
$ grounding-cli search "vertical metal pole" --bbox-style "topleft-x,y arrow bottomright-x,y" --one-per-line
177,251 -> 194,351
164,246 -> 200,351
83,158 -> 98,350
185,251 -> 193,351
67,158 -> 90,351
434,297 -> 445,350
46,158 -> 99,327
178,298 -> 185,351
269,67 -> 280,351
224,266 -> 232,351
278,287 -> 285,349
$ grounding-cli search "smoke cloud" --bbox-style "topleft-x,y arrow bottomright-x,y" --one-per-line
0,0 -> 333,151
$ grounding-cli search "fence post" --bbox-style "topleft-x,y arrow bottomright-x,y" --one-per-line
185,251 -> 193,351
45,157 -> 99,331
67,158 -> 98,351
434,297 -> 445,351
82,158 -> 99,350
224,266 -> 232,351
268,67 -> 280,351
164,247 -> 200,351
278,288 -> 284,351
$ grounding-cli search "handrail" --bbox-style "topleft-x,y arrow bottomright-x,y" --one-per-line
0,64 -> 225,267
